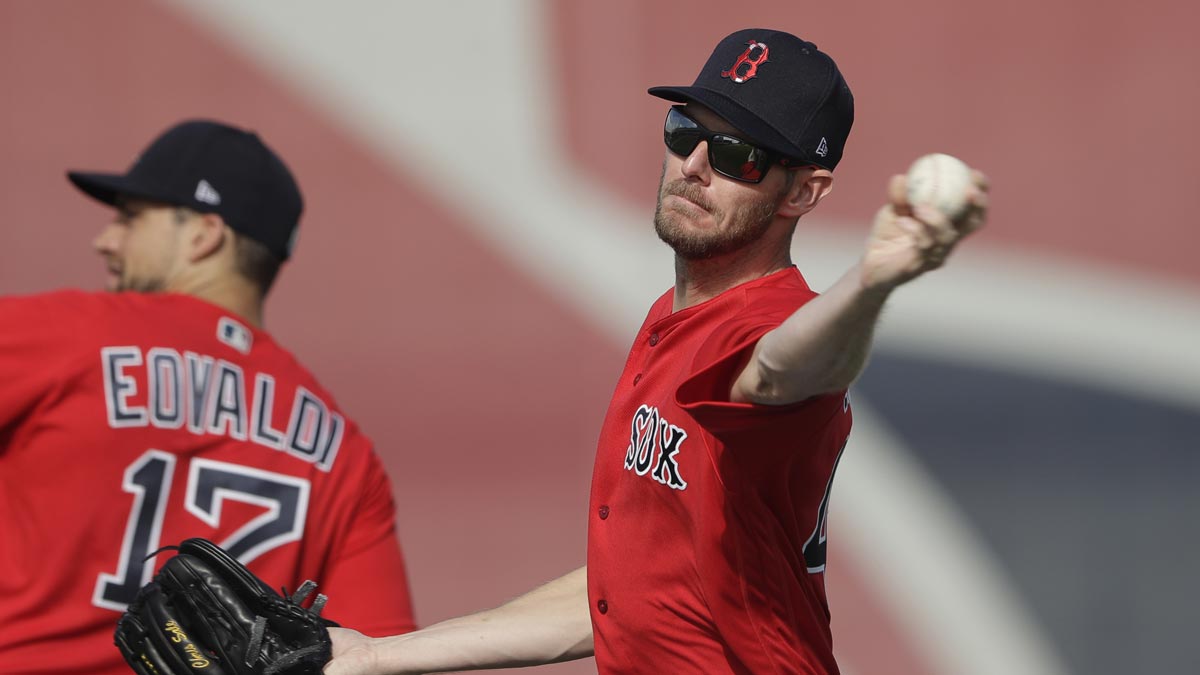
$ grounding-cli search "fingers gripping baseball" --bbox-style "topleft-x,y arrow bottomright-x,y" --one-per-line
862,156 -> 988,290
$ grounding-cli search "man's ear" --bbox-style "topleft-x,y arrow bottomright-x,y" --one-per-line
777,169 -> 834,219
186,213 -> 230,263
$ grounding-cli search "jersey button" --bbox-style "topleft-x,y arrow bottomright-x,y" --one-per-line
632,374 -> 642,385
597,599 -> 608,614
648,333 -> 660,346
598,505 -> 610,520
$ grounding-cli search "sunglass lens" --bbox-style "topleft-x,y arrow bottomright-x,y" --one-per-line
664,108 -> 703,156
709,137 -> 767,183
665,129 -> 701,157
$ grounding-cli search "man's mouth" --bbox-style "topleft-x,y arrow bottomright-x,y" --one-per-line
104,264 -> 122,289
668,194 -> 708,215
663,186 -> 712,214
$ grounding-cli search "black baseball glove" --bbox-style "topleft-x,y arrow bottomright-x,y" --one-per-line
114,538 -> 335,675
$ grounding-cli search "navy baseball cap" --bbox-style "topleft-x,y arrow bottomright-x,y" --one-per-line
68,120 -> 304,261
649,29 -> 854,170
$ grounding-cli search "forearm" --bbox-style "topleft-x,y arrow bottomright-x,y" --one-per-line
335,566 -> 593,674
734,262 -> 890,405
736,165 -> 989,406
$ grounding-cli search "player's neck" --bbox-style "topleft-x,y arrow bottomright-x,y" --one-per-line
166,272 -> 266,328
672,240 -> 793,312
202,292 -> 264,329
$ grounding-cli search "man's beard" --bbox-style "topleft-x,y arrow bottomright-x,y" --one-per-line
653,174 -> 781,260
119,279 -> 166,293
111,270 -> 166,293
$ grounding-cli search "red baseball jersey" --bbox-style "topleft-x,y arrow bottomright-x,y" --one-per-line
0,290 -> 416,674
588,268 -> 852,675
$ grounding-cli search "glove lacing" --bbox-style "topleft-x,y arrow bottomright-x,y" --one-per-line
245,579 -> 330,675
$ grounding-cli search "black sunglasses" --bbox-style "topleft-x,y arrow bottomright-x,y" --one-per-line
663,106 -> 797,184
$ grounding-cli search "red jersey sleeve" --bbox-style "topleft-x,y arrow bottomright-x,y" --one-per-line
674,316 -> 846,447
316,448 -> 416,635
0,293 -> 90,440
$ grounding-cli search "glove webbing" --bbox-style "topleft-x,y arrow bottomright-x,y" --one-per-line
242,579 -> 329,674
289,580 -> 329,616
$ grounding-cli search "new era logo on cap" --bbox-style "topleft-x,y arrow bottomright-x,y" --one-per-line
194,179 -> 221,205
816,138 -> 829,157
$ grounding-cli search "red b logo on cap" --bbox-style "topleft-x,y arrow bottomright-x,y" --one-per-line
721,41 -> 769,83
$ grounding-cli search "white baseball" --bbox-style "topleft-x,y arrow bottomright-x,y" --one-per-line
905,153 -> 974,222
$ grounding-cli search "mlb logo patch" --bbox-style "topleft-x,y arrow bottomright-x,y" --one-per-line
217,317 -> 252,354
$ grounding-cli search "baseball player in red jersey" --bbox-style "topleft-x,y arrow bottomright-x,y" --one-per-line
322,29 -> 987,675
0,120 -> 416,673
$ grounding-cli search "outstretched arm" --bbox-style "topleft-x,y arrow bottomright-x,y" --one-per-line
732,170 -> 989,405
324,566 -> 592,675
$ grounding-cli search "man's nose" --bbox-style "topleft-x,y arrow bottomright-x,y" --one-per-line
93,222 -> 123,255
680,141 -> 711,183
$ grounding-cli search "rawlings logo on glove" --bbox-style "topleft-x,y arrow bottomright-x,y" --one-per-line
114,539 -> 335,675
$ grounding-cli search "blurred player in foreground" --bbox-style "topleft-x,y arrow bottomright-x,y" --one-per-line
324,28 -> 987,675
0,120 -> 416,673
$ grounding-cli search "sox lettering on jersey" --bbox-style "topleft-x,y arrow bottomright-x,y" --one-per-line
624,404 -> 688,490
101,346 -> 343,471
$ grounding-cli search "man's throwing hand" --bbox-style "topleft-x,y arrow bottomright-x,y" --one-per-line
860,160 -> 989,292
